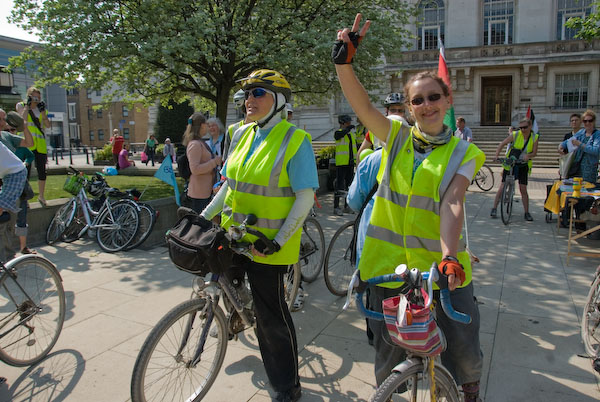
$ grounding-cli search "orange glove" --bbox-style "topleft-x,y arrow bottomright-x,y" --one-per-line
438,257 -> 466,286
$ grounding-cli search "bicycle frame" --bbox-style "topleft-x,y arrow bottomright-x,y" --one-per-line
71,187 -> 120,238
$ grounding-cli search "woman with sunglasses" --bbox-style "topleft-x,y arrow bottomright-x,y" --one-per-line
333,14 -> 485,402
490,118 -> 539,221
199,69 -> 318,402
558,109 -> 600,184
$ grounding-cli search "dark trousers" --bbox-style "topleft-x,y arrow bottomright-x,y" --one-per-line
190,197 -> 211,214
231,257 -> 299,392
334,164 -> 354,209
146,148 -> 155,166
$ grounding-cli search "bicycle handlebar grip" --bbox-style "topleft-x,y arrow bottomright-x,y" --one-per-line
439,288 -> 472,324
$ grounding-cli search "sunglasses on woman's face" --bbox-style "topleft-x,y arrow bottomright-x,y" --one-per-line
519,125 -> 530,130
7,126 -> 16,133
583,119 -> 594,123
410,93 -> 442,106
244,88 -> 268,100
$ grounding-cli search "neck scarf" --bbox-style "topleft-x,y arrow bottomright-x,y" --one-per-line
412,123 -> 453,154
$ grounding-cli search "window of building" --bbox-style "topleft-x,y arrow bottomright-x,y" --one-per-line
557,0 -> 593,40
68,103 -> 77,121
417,0 -> 445,50
69,123 -> 79,139
483,0 -> 514,45
66,88 -> 78,96
0,68 -> 14,88
98,129 -> 104,141
96,109 -> 102,118
87,108 -> 93,120
122,105 -> 129,117
86,89 -> 92,98
555,73 -> 589,109
96,90 -> 101,96
123,128 -> 130,139
89,130 -> 94,141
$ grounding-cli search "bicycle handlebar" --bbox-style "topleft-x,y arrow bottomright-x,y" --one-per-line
343,263 -> 471,325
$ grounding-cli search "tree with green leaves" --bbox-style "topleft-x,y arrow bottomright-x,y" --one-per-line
9,0 -> 415,124
566,1 -> 600,41
155,100 -> 193,144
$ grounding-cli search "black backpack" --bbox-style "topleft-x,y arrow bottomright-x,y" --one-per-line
177,153 -> 192,180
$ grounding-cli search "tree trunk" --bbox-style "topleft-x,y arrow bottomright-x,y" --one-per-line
215,83 -> 234,129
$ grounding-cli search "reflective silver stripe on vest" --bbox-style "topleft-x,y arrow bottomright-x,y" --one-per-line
229,123 -> 255,156
377,186 -> 438,213
270,126 -> 297,188
439,140 -> 469,199
226,177 -> 294,197
367,224 -> 466,254
222,205 -> 286,230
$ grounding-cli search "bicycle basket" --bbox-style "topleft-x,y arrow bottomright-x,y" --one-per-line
382,289 -> 446,357
63,174 -> 86,196
166,213 -> 232,276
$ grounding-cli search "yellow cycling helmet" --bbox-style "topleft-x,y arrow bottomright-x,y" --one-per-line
240,69 -> 292,101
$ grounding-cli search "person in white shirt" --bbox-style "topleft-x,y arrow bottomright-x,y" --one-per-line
0,141 -> 27,215
454,117 -> 473,142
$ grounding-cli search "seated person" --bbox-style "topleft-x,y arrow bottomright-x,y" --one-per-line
118,143 -> 136,169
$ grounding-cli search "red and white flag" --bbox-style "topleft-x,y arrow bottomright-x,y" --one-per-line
526,105 -> 539,134
437,39 -> 455,131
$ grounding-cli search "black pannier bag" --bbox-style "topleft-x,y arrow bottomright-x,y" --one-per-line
166,213 -> 232,276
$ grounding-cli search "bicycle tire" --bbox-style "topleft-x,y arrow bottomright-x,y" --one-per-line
474,164 -> 494,192
582,274 -> 600,357
45,198 -> 77,245
298,217 -> 325,283
371,361 -> 460,402
62,203 -> 86,243
122,202 -> 157,251
96,202 -> 140,252
500,178 -> 514,225
0,255 -> 65,367
131,298 -> 228,402
324,221 -> 356,297
286,263 -> 302,311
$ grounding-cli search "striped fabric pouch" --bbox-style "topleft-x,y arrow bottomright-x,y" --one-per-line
382,289 -> 446,356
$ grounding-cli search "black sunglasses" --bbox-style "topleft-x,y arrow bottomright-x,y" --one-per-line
244,88 -> 268,100
410,93 -> 442,106
519,126 -> 530,130
7,126 -> 16,133
583,119 -> 594,123
388,107 -> 405,113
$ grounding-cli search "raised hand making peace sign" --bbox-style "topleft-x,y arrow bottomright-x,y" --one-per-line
331,13 -> 371,64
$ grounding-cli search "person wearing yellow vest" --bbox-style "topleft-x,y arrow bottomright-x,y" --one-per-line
333,114 -> 357,215
200,69 -> 318,402
491,118 -> 539,221
16,87 -> 50,206
223,89 -> 249,162
333,14 -> 485,402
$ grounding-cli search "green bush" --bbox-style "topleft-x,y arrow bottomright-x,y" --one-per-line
156,143 -> 165,154
317,145 -> 335,161
94,144 -> 113,161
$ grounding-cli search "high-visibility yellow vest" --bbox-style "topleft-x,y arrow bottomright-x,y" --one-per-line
358,120 -> 485,289
504,130 -> 539,172
227,120 -> 244,140
335,130 -> 357,166
221,119 -> 311,265
25,110 -> 47,154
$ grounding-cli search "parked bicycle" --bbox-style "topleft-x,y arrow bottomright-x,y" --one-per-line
472,163 -> 494,192
0,254 -> 65,366
323,219 -> 355,297
46,167 -> 141,252
131,212 -> 300,402
496,156 -> 525,225
582,265 -> 600,358
298,204 -> 325,284
343,264 -> 470,401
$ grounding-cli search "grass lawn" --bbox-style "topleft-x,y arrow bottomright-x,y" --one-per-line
28,175 -> 186,202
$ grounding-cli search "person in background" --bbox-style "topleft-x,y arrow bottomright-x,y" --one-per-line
224,89 -> 251,161
15,87 -> 50,207
206,117 -> 225,184
558,109 -> 600,184
454,116 -> 473,142
286,103 -> 294,121
118,143 -> 136,170
144,134 -> 157,166
563,113 -> 582,142
185,113 -> 221,213
110,129 -> 124,167
333,114 -> 357,216
163,137 -> 176,162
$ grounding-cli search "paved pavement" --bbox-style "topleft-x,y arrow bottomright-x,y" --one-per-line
1,167 -> 600,401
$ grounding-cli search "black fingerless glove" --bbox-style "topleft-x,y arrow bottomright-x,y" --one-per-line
331,31 -> 363,64
253,238 -> 281,255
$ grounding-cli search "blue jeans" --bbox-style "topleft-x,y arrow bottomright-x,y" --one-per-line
368,282 -> 483,386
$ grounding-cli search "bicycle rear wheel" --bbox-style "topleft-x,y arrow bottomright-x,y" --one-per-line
96,202 -> 140,252
298,217 -> 325,283
122,202 -> 157,251
62,203 -> 86,243
500,178 -> 514,225
0,255 -> 65,366
371,361 -> 460,402
582,274 -> 600,357
474,165 -> 494,192
131,298 -> 228,402
324,221 -> 355,297
285,263 -> 301,311
45,198 -> 77,245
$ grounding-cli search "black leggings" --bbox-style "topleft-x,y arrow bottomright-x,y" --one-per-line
33,151 -> 47,180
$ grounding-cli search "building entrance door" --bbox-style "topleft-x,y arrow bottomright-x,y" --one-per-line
481,76 -> 511,125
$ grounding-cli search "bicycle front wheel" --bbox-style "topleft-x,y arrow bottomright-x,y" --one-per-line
96,202 -> 140,252
371,361 -> 460,402
324,221 -> 356,297
299,217 -> 325,283
131,298 -> 228,402
285,263 -> 302,311
500,178 -> 514,225
474,165 -> 494,192
0,255 -> 65,366
45,198 -> 77,245
122,202 -> 157,251
582,274 -> 600,357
